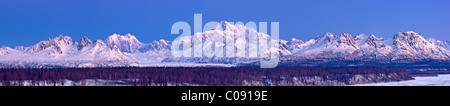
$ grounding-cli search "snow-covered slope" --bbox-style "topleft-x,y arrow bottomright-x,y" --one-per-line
0,21 -> 449,68
287,38 -> 304,51
356,74 -> 450,86
25,35 -> 78,56
429,38 -> 450,51
390,31 -> 450,62
0,36 -> 134,68
105,33 -> 145,53
358,34 -> 393,61
286,31 -> 450,64
292,32 -> 364,60
162,21 -> 289,64
0,47 -> 14,55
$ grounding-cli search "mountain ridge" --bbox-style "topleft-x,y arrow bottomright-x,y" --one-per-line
1,22 -> 450,68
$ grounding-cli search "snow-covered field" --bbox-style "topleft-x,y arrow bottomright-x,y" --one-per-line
355,74 -> 450,86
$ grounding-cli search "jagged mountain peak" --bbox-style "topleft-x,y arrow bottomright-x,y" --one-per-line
107,33 -> 141,43
78,36 -> 93,50
0,46 -> 11,49
105,33 -> 144,53
286,38 -> 305,51
311,33 -> 336,45
314,32 -> 357,43
403,30 -> 419,35
14,46 -> 29,51
393,31 -> 433,48
324,32 -> 337,38
341,32 -> 352,36
1,29 -> 450,68
365,35 -> 380,43
395,31 -> 426,40
81,36 -> 91,41
148,39 -> 171,51
363,34 -> 389,51
389,31 -> 450,61
154,39 -> 170,44
0,47 -> 11,55
338,32 -> 357,46
291,38 -> 303,43
368,34 -> 377,39
54,35 -> 76,45
294,32 -> 362,58
289,38 -> 304,45
26,35 -> 77,54
93,39 -> 107,48
212,21 -> 238,33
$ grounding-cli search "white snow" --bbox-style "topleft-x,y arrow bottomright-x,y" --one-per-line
105,33 -> 145,53
0,21 -> 449,68
355,74 -> 450,86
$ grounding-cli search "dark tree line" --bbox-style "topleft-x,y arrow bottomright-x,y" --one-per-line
0,66 -> 413,86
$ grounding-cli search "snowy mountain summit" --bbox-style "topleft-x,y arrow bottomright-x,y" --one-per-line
1,22 -> 450,68
284,31 -> 450,66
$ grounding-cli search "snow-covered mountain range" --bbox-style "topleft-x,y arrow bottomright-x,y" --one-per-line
280,31 -> 450,67
1,21 -> 450,68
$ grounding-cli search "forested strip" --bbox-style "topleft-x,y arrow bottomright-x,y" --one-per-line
0,67 -> 412,86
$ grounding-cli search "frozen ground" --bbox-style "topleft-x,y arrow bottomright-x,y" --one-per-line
355,74 -> 450,86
